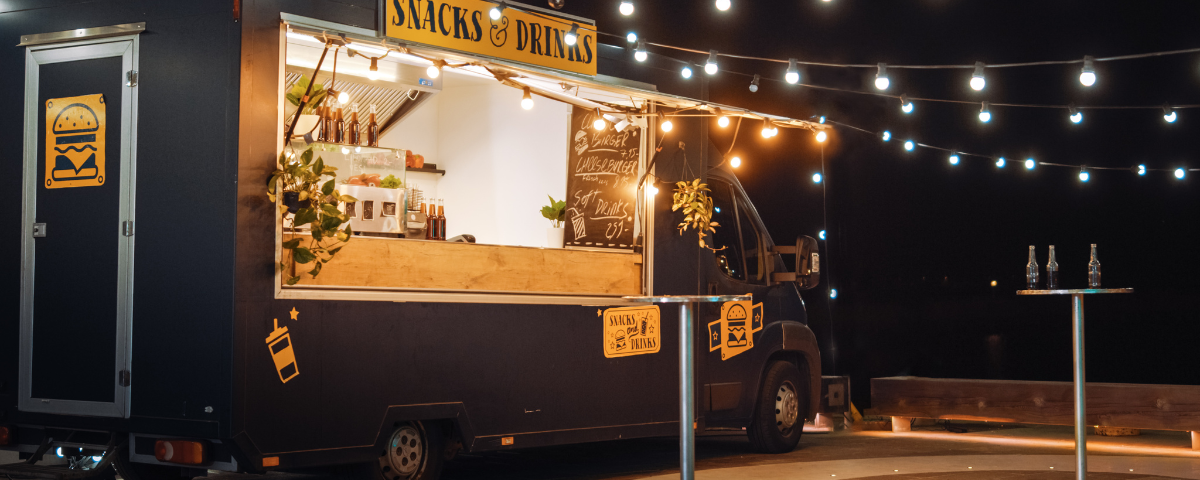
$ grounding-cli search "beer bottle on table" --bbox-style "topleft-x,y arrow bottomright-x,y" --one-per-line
1088,244 -> 1101,288
1046,245 -> 1060,289
1026,245 -> 1039,290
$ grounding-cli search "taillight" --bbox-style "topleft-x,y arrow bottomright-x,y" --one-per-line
0,426 -> 11,446
154,439 -> 208,465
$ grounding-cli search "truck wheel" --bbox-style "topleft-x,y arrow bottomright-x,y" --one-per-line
372,422 -> 445,480
748,360 -> 806,454
112,451 -> 192,480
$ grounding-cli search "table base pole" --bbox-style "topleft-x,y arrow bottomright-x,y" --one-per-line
1072,293 -> 1086,480
680,303 -> 694,480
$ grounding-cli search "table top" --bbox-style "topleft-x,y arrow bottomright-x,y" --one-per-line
1016,288 -> 1133,295
623,295 -> 751,303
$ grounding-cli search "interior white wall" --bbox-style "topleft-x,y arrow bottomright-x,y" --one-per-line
380,94 -> 441,201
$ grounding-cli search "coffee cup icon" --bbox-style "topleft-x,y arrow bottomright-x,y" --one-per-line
266,319 -> 299,383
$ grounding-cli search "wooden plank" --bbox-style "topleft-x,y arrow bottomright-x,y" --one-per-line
283,235 -> 642,295
871,377 -> 1200,432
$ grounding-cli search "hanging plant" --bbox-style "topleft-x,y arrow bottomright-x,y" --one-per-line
671,179 -> 724,251
267,148 -> 358,285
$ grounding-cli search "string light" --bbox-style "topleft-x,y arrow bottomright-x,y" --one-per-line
1163,105 -> 1177,123
1025,158 -> 1036,169
336,90 -> 349,105
715,107 -> 730,127
829,288 -> 838,299
715,0 -> 731,11
949,153 -> 960,165
426,59 -> 444,79
681,65 -> 693,78
761,118 -> 778,137
970,62 -> 986,91
565,23 -> 580,46
730,156 -> 741,168
786,58 -> 800,84
749,74 -> 760,92
706,50 -> 719,75
1079,56 -> 1097,86
634,41 -> 648,62
521,87 -> 534,110
1079,167 -> 1090,182
626,32 -> 637,43
819,230 -> 826,240
874,63 -> 890,90
658,111 -> 673,132
341,146 -> 350,154
648,184 -> 659,195
1176,168 -> 1187,179
903,140 -> 915,151
1069,103 -> 1082,124
900,94 -> 914,114
881,130 -> 891,142
819,116 -> 826,123
813,172 -> 823,183
489,0 -> 505,20
995,157 -> 1006,168
593,108 -> 607,130
979,102 -> 992,123
1137,164 -> 1146,176
816,130 -> 828,142
367,57 -> 380,81
619,1 -> 634,16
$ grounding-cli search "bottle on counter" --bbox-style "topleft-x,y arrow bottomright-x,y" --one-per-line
333,102 -> 346,143
436,199 -> 446,240
1088,244 -> 1101,288
367,104 -> 380,147
1026,245 -> 1039,290
425,201 -> 435,240
1046,245 -> 1060,289
347,103 -> 361,145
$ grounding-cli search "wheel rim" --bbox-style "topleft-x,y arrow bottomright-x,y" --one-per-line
775,380 -> 800,433
384,425 -> 424,477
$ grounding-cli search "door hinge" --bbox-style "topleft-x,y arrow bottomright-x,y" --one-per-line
118,370 -> 131,387
122,220 -> 134,237
32,223 -> 46,237
126,70 -> 138,87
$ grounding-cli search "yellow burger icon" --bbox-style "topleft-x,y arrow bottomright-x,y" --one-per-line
45,94 -> 106,188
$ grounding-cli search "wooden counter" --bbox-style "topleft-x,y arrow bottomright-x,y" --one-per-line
283,235 -> 642,296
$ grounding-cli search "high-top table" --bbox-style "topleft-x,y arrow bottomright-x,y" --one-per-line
1016,288 -> 1133,479
623,294 -> 750,480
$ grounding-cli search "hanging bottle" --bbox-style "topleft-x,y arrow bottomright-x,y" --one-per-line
436,199 -> 446,240
1046,245 -> 1060,289
367,104 -> 380,147
1088,244 -> 1101,288
347,103 -> 361,145
1026,245 -> 1039,290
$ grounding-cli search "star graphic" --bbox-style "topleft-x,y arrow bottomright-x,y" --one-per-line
289,307 -> 299,321
597,309 -> 603,317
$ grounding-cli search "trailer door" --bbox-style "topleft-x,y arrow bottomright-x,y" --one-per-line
19,31 -> 140,418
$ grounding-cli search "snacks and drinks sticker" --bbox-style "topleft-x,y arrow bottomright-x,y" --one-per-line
602,305 -> 661,358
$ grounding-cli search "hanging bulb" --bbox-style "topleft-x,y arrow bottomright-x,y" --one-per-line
979,101 -> 991,123
761,118 -> 775,138
1137,164 -> 1146,176
715,107 -> 729,128
1079,167 -> 1090,182
658,111 -> 673,132
647,184 -> 659,195
705,50 -> 719,75
426,59 -> 443,79
619,1 -> 634,15
903,140 -> 915,151
1025,158 -> 1036,170
949,153 -> 960,165
1175,168 -> 1186,179
681,65 -> 692,78
812,173 -> 823,183
1068,103 -> 1082,124
489,0 -> 505,20
786,58 -> 800,84
730,156 -> 741,168
634,41 -> 648,62
367,57 -> 380,81
816,130 -> 828,143
749,74 -> 761,92
900,94 -> 914,114
715,0 -> 731,11
1079,56 -> 1096,86
1163,104 -> 1177,123
626,32 -> 637,43
995,156 -> 1006,168
337,90 -> 350,105
874,63 -> 890,90
881,130 -> 891,142
818,230 -> 826,240
593,108 -> 607,131
819,116 -> 826,124
970,61 -> 986,91
564,23 -> 579,46
521,87 -> 534,110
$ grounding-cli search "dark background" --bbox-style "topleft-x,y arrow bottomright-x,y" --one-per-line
567,0 -> 1200,408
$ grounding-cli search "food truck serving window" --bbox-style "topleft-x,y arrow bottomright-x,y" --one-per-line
275,29 -> 647,300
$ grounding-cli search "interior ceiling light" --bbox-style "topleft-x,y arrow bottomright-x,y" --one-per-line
971,61 -> 986,91
1079,56 -> 1096,86
565,23 -> 580,46
715,107 -> 729,128
786,58 -> 800,84
634,41 -> 647,62
619,1 -> 634,15
521,87 -> 534,110
658,111 -> 673,132
490,0 -> 506,21
1069,103 -> 1082,123
875,63 -> 890,90
749,74 -> 760,92
979,101 -> 992,123
900,94 -> 914,114
705,50 -> 719,75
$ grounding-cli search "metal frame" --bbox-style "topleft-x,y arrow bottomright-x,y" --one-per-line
19,33 -> 140,418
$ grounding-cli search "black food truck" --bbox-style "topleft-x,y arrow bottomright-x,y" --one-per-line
0,1 -> 827,479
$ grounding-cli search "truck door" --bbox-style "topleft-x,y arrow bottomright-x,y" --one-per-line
19,34 -> 139,418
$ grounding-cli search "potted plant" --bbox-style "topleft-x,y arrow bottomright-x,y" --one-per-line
285,75 -> 327,138
541,195 -> 566,248
267,147 -> 358,285
672,179 -> 724,251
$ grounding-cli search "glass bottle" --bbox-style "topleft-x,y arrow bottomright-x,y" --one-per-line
333,103 -> 346,143
1088,244 -> 1101,288
347,103 -> 361,145
323,102 -> 338,143
367,104 -> 380,147
436,199 -> 446,240
425,202 -> 435,240
1046,245 -> 1060,289
1025,245 -> 1039,290
315,104 -> 330,142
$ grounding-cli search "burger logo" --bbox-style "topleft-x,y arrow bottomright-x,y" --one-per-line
709,297 -> 764,361
45,94 -> 105,188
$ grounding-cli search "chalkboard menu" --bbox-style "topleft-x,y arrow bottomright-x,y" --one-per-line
565,106 -> 640,249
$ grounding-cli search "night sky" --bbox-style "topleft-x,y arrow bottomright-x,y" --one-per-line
558,0 -> 1200,406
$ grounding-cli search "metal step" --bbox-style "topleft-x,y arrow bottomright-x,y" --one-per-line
0,463 -> 111,480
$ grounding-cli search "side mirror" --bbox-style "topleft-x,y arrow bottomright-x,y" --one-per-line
771,236 -> 820,290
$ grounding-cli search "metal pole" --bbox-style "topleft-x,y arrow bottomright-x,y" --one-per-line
680,302 -> 695,480
1072,293 -> 1086,479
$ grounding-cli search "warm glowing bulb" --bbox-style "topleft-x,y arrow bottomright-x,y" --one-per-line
1079,71 -> 1096,87
715,0 -> 730,10
341,146 -> 350,154
648,185 -> 659,195
901,102 -> 913,114
816,131 -> 828,143
1070,112 -> 1083,123
681,66 -> 692,78
521,97 -> 534,110
786,71 -> 799,84
1025,158 -> 1036,169
355,146 -> 361,153
427,65 -> 441,78
565,33 -> 577,46
705,62 -> 718,75
367,70 -> 380,81
970,76 -> 985,91
812,173 -> 823,183
1175,168 -> 1186,179
594,118 -> 607,131
949,154 -> 960,165
337,91 -> 350,104
626,32 -> 637,42
875,76 -> 889,90
717,116 -> 729,128
635,50 -> 647,62
1079,170 -> 1090,182
762,127 -> 771,138
661,120 -> 673,132
730,156 -> 741,168
619,1 -> 634,15
881,131 -> 891,142
903,140 -> 914,151
979,111 -> 991,123
489,6 -> 501,20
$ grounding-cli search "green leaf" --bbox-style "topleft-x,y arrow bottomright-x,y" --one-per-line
282,238 -> 302,249
293,247 -> 317,264
286,275 -> 301,285
339,194 -> 358,203
321,213 -> 344,231
321,179 -> 336,196
329,246 -> 343,255
308,261 -> 323,277
321,203 -> 341,216
313,157 -> 324,175
293,207 -> 319,226
301,148 -> 313,165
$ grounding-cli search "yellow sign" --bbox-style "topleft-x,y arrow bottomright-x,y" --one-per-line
384,0 -> 598,76
266,318 -> 299,383
708,297 -> 764,361
45,94 -> 105,188
603,305 -> 660,358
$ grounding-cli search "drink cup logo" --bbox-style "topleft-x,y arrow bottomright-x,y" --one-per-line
45,94 -> 106,188
709,297 -> 764,360
266,318 -> 299,383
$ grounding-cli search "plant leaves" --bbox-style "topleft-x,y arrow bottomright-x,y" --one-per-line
293,207 -> 318,226
286,275 -> 301,285
282,238 -> 302,249
293,247 -> 317,264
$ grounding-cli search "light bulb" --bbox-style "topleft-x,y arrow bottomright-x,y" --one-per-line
900,94 -> 913,114
715,107 -> 729,127
681,65 -> 692,78
730,156 -> 741,168
819,230 -> 826,240
1069,104 -> 1082,124
355,146 -> 361,153
749,74 -> 760,92
626,32 -> 637,43
970,61 -> 986,91
816,131 -> 828,143
368,57 -> 380,81
490,1 -> 504,20
1176,168 -> 1186,179
881,130 -> 891,142
521,87 -> 534,110
426,64 -> 440,79
1079,56 -> 1096,86
658,111 -> 673,132
620,1 -> 634,15
648,185 -> 659,195
875,63 -> 889,90
634,41 -> 648,62
593,108 -> 606,130
341,146 -> 350,154
829,288 -> 838,299
716,0 -> 730,11
995,157 -> 1006,168
1164,105 -> 1177,123
903,140 -> 914,151
565,23 -> 579,46
705,50 -> 718,75
786,58 -> 800,84
819,116 -> 826,123
1025,158 -> 1035,169
1137,164 -> 1146,176
812,173 -> 823,183
337,91 -> 349,105
949,154 -> 960,165
979,102 -> 991,123
1080,169 -> 1090,182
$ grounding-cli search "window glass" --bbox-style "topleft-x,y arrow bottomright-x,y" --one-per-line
736,198 -> 763,283
707,180 -> 744,281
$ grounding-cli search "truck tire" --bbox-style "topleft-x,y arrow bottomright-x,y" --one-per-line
112,451 -> 192,480
748,360 -> 806,454
362,421 -> 445,480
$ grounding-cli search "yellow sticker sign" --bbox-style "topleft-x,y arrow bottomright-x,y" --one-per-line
266,318 -> 299,383
603,305 -> 660,358
45,94 -> 105,189
708,297 -> 764,361
384,0 -> 598,76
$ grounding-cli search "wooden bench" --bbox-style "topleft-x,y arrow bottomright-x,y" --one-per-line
871,377 -> 1200,449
